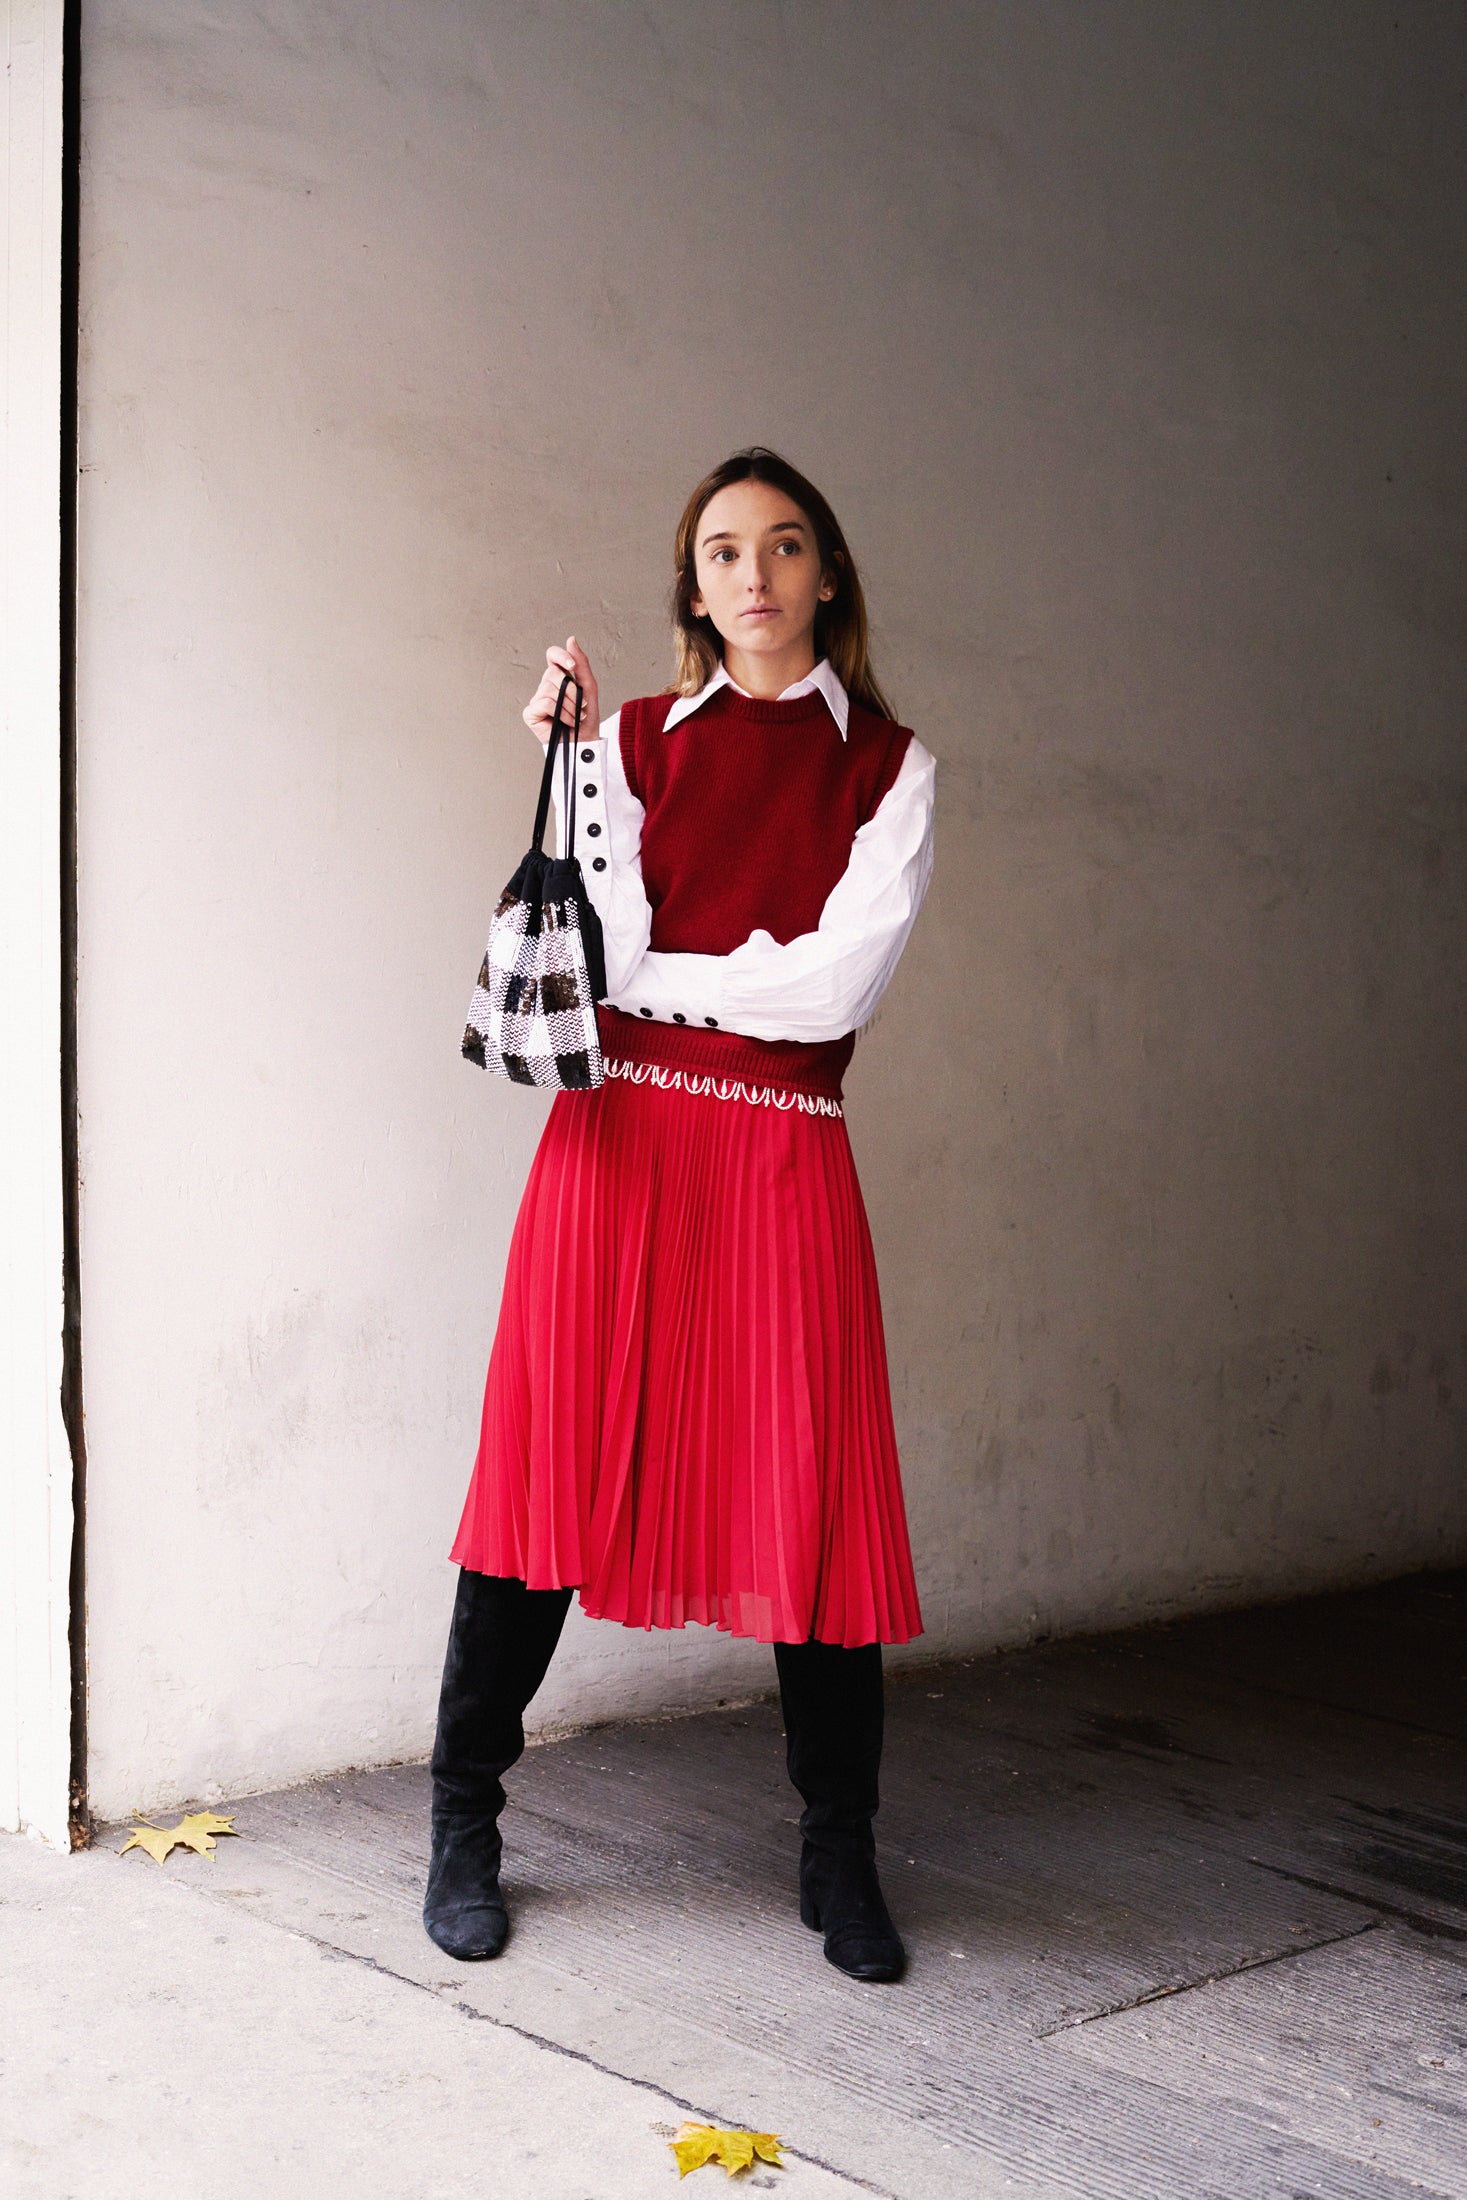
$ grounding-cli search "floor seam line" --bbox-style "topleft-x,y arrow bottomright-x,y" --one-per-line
188,1890 -> 901,2200
1033,1918 -> 1383,2037
1246,1859 -> 1467,1941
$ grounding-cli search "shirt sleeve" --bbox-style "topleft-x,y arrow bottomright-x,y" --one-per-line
603,735 -> 937,1044
549,706 -> 654,998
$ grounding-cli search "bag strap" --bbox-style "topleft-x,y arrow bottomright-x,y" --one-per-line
530,673 -> 584,857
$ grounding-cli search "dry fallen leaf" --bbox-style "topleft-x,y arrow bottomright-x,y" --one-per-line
120,1810 -> 240,1865
670,2122 -> 784,2179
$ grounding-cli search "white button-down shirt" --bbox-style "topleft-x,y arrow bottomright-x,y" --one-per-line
551,658 -> 936,1043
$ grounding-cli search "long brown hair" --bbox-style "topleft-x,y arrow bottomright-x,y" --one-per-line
669,447 -> 895,719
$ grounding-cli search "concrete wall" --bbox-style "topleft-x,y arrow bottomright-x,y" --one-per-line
2,0 -> 73,1849
76,0 -> 1467,1819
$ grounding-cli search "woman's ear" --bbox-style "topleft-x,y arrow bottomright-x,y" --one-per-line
690,592 -> 706,618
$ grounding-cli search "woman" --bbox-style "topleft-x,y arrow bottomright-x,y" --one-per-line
426,448 -> 937,1983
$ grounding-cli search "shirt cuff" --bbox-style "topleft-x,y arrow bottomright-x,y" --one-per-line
550,733 -> 610,882
606,949 -> 729,1031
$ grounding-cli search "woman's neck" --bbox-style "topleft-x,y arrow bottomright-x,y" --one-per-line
720,635 -> 819,698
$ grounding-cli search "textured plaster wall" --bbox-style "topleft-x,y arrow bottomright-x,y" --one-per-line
76,1 -> 1467,1817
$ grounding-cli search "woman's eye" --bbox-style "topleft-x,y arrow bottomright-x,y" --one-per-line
774,539 -> 801,555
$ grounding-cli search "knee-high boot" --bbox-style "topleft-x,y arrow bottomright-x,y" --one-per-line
773,1638 -> 906,1983
422,1567 -> 572,1961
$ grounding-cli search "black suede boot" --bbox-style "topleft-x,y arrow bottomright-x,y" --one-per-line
423,1568 -> 572,1961
773,1638 -> 906,1983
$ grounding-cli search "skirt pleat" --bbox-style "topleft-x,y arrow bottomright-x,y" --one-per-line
450,1074 -> 923,1647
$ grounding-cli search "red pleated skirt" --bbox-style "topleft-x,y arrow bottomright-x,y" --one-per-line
450,1073 -> 923,1647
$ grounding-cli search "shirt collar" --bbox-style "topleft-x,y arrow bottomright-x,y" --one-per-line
663,656 -> 850,739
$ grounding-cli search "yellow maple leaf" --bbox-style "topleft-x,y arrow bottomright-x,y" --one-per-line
669,2122 -> 784,2178
120,1810 -> 239,1865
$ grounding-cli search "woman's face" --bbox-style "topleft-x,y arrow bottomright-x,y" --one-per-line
690,480 -> 836,662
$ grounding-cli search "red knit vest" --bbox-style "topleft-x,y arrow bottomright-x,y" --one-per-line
595,685 -> 913,1100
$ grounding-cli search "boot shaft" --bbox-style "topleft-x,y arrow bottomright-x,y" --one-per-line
773,1638 -> 884,1833
430,1569 -> 572,1806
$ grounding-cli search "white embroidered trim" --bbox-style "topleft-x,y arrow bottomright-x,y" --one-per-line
603,1057 -> 844,1118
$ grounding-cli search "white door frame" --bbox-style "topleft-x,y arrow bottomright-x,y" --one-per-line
1,0 -> 76,1850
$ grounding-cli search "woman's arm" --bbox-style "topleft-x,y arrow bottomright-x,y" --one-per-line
549,707 -> 654,997
557,735 -> 937,1043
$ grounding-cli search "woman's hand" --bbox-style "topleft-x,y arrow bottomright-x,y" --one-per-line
524,636 -> 600,749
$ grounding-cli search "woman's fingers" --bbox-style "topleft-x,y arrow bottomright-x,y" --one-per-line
523,677 -> 563,743
545,641 -> 596,705
560,639 -> 599,744
523,637 -> 601,747
563,636 -> 599,708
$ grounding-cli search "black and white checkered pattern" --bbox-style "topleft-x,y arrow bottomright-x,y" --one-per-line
462,676 -> 606,1091
462,880 -> 604,1090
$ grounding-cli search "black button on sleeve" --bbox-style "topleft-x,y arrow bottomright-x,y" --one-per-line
673,1013 -> 686,1024
592,857 -> 607,872
704,1016 -> 718,1027
639,1007 -> 653,1018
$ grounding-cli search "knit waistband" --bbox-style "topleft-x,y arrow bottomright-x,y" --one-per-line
595,1005 -> 854,1102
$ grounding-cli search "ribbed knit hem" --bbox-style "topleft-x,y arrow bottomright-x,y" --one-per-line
596,1004 -> 854,1102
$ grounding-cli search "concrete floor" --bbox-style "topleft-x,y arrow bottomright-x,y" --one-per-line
4,1571 -> 1464,2200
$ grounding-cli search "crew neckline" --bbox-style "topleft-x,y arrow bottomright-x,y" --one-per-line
688,686 -> 830,725
664,656 -> 850,737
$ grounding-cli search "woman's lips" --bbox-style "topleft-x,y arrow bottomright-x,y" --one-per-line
740,606 -> 781,618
